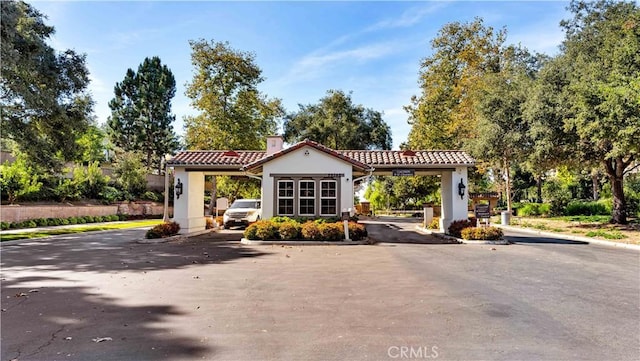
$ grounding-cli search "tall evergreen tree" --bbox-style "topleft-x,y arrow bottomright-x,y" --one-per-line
108,56 -> 178,173
283,90 -> 392,150
1,0 -> 93,173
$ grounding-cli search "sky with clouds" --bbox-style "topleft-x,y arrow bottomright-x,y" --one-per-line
31,0 -> 570,150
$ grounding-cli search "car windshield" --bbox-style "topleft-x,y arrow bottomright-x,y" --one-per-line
230,200 -> 259,209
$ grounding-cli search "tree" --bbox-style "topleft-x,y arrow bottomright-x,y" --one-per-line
76,124 -> 107,164
108,56 -> 178,173
283,90 -> 392,150
405,18 -> 504,150
466,46 -> 540,212
112,151 -> 148,199
0,157 -> 42,204
184,39 -> 283,150
559,0 -> 640,223
1,1 -> 93,173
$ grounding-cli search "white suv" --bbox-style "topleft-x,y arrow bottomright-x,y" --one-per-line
223,199 -> 262,229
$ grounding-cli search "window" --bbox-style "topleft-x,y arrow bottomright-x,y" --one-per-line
277,180 -> 294,216
299,180 -> 315,216
320,180 -> 337,215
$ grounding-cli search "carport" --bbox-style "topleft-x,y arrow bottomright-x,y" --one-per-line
165,137 -> 475,234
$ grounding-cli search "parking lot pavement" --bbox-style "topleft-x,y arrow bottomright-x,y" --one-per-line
2,223 -> 639,361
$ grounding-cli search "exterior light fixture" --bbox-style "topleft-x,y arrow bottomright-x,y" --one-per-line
175,178 -> 184,199
458,179 -> 466,200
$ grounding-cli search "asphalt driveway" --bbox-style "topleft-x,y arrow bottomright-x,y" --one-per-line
1,220 -> 639,361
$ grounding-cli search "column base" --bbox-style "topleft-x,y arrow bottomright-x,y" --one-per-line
172,217 -> 206,234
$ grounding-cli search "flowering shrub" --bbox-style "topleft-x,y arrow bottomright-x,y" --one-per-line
460,227 -> 503,240
318,222 -> 343,241
278,221 -> 301,240
447,219 -> 475,238
145,222 -> 180,239
205,217 -> 215,229
301,221 -> 322,240
243,218 -> 368,241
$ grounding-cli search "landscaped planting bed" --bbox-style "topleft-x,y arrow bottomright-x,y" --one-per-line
243,217 -> 367,242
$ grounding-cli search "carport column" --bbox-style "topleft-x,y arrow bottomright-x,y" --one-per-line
172,168 -> 206,234
439,167 -> 469,233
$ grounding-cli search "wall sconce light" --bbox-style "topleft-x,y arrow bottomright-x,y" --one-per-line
458,179 -> 466,200
175,178 -> 183,199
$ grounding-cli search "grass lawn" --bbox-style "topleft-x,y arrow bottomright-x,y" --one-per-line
502,215 -> 640,245
0,219 -> 163,242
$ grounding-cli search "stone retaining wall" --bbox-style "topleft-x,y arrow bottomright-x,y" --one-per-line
0,202 -> 172,223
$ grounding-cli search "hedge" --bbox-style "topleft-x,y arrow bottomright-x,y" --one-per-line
1,214 -> 160,230
460,227 -> 504,240
145,222 -> 180,239
244,218 -> 367,242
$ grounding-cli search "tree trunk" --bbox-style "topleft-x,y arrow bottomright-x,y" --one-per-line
604,158 -> 627,224
536,175 -> 543,204
591,170 -> 599,201
504,157 -> 512,212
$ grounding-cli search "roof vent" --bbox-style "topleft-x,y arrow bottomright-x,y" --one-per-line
223,150 -> 239,157
402,150 -> 416,157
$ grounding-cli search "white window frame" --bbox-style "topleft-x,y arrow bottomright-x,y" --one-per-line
320,180 -> 338,216
277,180 -> 295,216
298,180 -> 316,216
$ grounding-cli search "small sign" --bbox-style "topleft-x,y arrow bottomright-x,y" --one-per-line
475,204 -> 491,219
216,197 -> 229,211
392,169 -> 415,176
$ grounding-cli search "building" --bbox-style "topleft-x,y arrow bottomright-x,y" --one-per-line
166,136 -> 475,234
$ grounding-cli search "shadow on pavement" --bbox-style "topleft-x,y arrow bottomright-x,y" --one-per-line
0,230 -> 268,273
362,217 -> 459,245
1,276 -> 210,361
505,235 -> 589,245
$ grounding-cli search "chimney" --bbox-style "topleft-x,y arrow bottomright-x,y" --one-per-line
266,135 -> 284,155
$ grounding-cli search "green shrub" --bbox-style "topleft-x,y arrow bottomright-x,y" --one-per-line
244,223 -> 259,240
318,222 -> 343,241
460,227 -> 504,240
255,220 -> 278,240
270,216 -> 295,225
83,216 -> 95,223
59,218 -> 69,225
35,218 -> 49,227
141,191 -> 160,202
145,222 -> 180,239
518,203 -> 551,217
447,219 -> 474,238
20,220 -> 37,228
565,201 -> 610,216
278,221 -> 301,240
108,214 -> 120,221
99,186 -> 122,204
68,217 -> 78,225
118,214 -> 128,221
46,218 -> 60,226
1,222 -> 9,230
301,221 -> 322,240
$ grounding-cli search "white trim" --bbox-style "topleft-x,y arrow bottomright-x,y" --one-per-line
277,180 -> 295,216
298,180 -> 316,216
320,180 -> 338,216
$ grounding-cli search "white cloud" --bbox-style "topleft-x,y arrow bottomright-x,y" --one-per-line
366,2 -> 449,31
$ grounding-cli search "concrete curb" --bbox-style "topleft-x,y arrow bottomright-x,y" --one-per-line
1,226 -> 154,246
240,238 -> 368,246
135,229 -> 213,244
496,225 -> 640,251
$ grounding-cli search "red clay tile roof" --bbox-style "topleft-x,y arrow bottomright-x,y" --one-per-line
242,139 -> 372,172
167,150 -> 265,166
337,150 -> 475,167
167,145 -> 475,169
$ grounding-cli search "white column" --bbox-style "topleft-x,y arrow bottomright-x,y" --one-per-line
172,168 -> 206,234
439,167 -> 469,233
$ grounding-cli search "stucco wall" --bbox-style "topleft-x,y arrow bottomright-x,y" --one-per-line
1,202 -> 170,223
261,145 -> 354,219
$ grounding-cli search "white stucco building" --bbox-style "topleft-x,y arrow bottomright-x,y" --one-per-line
166,136 -> 475,235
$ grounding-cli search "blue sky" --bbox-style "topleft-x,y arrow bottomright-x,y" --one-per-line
32,0 -> 570,150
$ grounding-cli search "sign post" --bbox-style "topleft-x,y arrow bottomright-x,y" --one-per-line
474,203 -> 491,227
